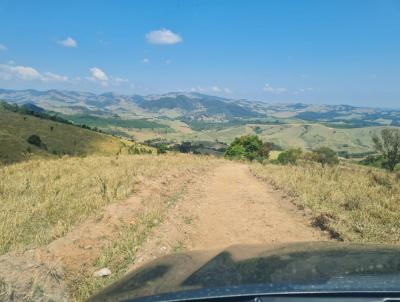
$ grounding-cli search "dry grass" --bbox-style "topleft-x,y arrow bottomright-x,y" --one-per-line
0,153 -> 215,255
0,109 -> 154,164
71,190 -> 186,301
251,162 -> 400,243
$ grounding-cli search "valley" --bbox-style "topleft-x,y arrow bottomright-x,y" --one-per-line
1,88 -> 399,158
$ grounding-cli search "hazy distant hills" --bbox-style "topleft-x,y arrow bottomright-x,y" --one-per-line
0,88 -> 399,126
1,88 -> 400,154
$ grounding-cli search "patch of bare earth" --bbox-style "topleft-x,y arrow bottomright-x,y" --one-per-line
0,162 -> 326,301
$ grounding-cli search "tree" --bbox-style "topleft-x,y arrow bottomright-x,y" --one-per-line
372,128 -> 400,171
277,148 -> 302,165
258,142 -> 273,158
27,134 -> 42,147
312,147 -> 339,167
224,135 -> 270,161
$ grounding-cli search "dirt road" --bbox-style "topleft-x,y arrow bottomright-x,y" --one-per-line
131,162 -> 325,268
0,161 -> 325,301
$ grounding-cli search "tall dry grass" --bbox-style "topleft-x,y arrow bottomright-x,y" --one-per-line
251,162 -> 400,243
0,153 -> 216,255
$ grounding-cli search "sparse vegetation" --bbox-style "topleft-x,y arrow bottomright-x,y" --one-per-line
277,148 -> 302,165
372,128 -> 400,171
311,146 -> 339,167
251,162 -> 400,243
0,154 -> 215,255
0,107 -> 152,163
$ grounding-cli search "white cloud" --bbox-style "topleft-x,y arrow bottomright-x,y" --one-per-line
43,72 -> 69,82
12,65 -> 42,80
0,63 -> 69,82
0,44 -> 7,51
58,37 -> 77,48
142,58 -> 150,64
88,67 -> 109,86
263,83 -> 287,94
89,67 -> 108,81
146,29 -> 183,45
190,85 -> 232,95
0,64 -> 42,80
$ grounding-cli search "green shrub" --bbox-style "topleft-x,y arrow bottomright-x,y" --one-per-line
312,147 -> 339,167
156,144 -> 168,154
224,144 -> 246,159
224,135 -> 271,161
27,135 -> 42,147
277,148 -> 302,165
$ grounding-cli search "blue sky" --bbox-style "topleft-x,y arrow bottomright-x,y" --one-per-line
0,0 -> 400,107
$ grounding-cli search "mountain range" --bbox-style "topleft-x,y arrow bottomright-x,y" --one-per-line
1,88 -> 400,155
1,88 -> 399,126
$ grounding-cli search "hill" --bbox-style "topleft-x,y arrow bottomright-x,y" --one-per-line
0,102 -> 152,164
1,89 -> 399,125
1,89 -> 399,155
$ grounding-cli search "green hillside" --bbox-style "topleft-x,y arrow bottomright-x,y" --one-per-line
0,106 -> 152,164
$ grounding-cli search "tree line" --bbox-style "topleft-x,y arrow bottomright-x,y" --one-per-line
224,128 -> 400,171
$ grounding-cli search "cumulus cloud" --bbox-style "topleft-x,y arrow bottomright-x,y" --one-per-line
0,63 -> 69,82
0,44 -> 7,51
146,29 -> 183,45
142,58 -> 150,64
58,37 -> 77,48
263,83 -> 287,94
89,67 -> 108,81
0,64 -> 42,80
88,67 -> 109,86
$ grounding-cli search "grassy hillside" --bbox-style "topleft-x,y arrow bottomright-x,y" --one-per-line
0,107 -> 152,164
0,154 -> 218,255
251,162 -> 400,244
132,122 -> 386,154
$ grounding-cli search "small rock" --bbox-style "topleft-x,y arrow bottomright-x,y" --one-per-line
93,267 -> 112,277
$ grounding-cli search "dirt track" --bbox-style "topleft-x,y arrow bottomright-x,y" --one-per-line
0,161 -> 325,301
131,162 -> 325,268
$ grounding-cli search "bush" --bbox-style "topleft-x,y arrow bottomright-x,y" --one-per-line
277,148 -> 302,165
27,134 -> 42,147
224,135 -> 271,161
178,142 -> 192,153
156,144 -> 168,154
312,147 -> 339,167
224,144 -> 246,159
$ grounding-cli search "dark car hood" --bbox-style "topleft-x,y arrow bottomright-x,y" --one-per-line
89,242 -> 400,302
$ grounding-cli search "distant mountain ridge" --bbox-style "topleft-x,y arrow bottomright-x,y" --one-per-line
0,88 -> 399,126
